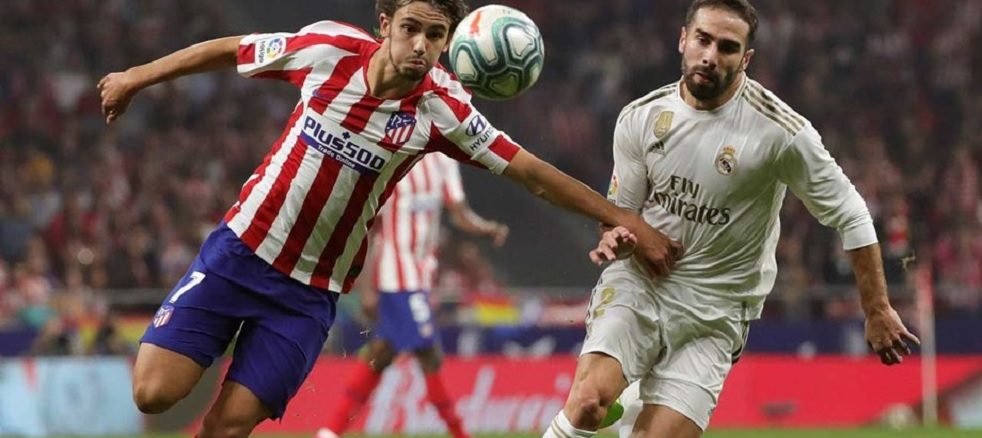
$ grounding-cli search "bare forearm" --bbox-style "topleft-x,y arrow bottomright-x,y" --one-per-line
450,206 -> 495,236
504,150 -> 628,227
848,243 -> 891,315
128,36 -> 242,89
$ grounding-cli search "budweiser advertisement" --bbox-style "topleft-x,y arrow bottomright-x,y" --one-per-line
242,355 -> 982,434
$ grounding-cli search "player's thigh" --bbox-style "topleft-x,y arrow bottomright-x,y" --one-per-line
200,380 -> 271,438
582,275 -> 663,383
136,261 -> 245,399
630,404 -> 702,438
225,310 -> 333,420
132,343 -> 205,401
640,319 -> 744,431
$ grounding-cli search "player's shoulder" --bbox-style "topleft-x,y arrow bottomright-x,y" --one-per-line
419,65 -> 473,111
740,78 -> 811,137
298,20 -> 377,41
617,81 -> 680,123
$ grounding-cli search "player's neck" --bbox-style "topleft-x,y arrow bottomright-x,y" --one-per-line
681,72 -> 745,111
367,43 -> 423,100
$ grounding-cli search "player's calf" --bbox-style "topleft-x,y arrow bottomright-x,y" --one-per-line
198,381 -> 271,438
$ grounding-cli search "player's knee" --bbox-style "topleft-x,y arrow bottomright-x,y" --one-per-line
566,393 -> 608,427
416,347 -> 442,372
565,381 -> 618,427
132,379 -> 181,414
362,341 -> 396,372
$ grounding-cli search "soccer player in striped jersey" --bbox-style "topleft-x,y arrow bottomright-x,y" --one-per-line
543,1 -> 920,437
97,1 -> 679,436
317,153 -> 506,438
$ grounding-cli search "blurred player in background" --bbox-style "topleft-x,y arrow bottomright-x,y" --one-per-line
543,0 -> 920,437
98,0 -> 679,436
317,153 -> 507,438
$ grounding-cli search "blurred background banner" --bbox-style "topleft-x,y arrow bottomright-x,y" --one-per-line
0,357 -> 142,436
0,0 -> 980,436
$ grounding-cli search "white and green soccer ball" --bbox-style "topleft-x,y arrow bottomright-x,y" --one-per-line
448,4 -> 545,100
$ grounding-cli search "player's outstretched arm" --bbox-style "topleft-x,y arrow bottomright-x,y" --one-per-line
503,149 -> 679,277
98,36 -> 243,124
447,201 -> 509,247
848,243 -> 920,365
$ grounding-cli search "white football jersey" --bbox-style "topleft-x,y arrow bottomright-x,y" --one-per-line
604,76 -> 876,320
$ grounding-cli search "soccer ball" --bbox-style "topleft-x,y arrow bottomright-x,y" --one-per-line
448,5 -> 545,100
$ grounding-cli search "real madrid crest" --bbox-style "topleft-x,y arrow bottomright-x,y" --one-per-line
715,145 -> 738,175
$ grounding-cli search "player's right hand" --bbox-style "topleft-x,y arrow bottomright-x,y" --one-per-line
97,71 -> 140,124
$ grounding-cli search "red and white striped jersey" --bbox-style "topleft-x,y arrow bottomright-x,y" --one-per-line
373,154 -> 464,293
223,21 -> 520,293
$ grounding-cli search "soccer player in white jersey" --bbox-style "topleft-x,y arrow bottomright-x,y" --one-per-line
542,1 -> 920,437
317,153 -> 507,438
98,1 -> 678,436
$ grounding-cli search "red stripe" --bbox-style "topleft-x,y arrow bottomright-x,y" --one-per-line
341,94 -> 384,133
309,55 -> 363,114
238,43 -> 255,65
271,158 -> 345,274
343,236 -> 371,292
225,104 -> 304,223
433,86 -> 473,122
488,135 -> 521,163
239,139 -> 308,249
312,157 -> 418,290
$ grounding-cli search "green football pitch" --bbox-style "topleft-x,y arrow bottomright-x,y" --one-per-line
124,429 -> 980,438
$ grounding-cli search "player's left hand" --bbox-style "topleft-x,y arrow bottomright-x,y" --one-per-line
589,226 -> 638,265
865,306 -> 920,365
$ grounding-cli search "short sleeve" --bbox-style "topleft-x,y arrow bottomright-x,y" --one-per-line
237,21 -> 375,87
421,72 -> 521,174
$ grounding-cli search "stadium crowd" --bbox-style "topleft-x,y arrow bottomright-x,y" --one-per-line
0,0 -> 979,342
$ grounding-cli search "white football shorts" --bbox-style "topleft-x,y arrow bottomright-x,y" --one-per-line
581,272 -> 749,430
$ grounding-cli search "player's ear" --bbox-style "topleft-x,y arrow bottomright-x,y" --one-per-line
678,26 -> 687,54
379,13 -> 392,38
741,48 -> 755,72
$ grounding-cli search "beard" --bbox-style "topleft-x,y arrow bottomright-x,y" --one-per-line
681,59 -> 737,101
389,46 -> 428,81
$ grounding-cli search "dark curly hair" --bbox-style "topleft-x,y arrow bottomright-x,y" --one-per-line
375,0 -> 470,35
685,0 -> 759,46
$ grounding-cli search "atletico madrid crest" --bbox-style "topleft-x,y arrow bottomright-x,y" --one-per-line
383,111 -> 417,146
153,305 -> 174,328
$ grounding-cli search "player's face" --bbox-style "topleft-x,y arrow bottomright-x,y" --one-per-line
380,2 -> 452,81
679,7 -> 755,102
